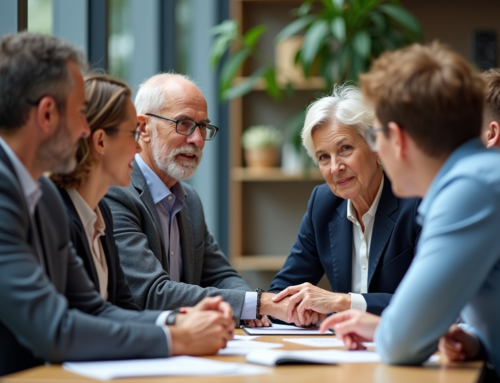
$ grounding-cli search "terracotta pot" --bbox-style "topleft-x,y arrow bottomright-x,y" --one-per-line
244,148 -> 278,168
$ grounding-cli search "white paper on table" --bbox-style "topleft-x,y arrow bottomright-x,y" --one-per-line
233,335 -> 260,340
243,323 -> 333,335
63,356 -> 267,380
217,340 -> 283,355
246,349 -> 381,366
284,338 -> 375,348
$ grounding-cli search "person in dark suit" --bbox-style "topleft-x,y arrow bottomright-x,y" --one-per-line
268,85 -> 421,325
104,73 -> 272,326
0,33 -> 233,377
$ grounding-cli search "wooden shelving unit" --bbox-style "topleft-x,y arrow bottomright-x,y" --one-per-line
229,0 -> 326,273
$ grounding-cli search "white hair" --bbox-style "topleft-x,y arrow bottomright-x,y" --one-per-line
301,84 -> 374,163
134,72 -> 197,115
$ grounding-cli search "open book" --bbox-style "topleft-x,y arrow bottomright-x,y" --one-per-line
246,349 -> 381,366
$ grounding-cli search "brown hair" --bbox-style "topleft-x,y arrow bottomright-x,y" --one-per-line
50,74 -> 132,188
0,32 -> 87,132
360,42 -> 485,157
482,68 -> 500,125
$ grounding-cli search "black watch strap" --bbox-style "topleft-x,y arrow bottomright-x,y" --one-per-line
255,288 -> 264,320
165,308 -> 181,325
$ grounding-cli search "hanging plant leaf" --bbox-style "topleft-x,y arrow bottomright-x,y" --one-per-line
331,16 -> 346,42
332,0 -> 345,10
301,19 -> 330,75
220,49 -> 250,92
275,15 -> 316,42
244,25 -> 268,50
379,4 -> 423,39
222,66 -> 268,100
264,68 -> 281,99
353,30 -> 371,58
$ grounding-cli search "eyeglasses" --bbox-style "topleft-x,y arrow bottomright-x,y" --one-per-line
104,127 -> 141,142
145,113 -> 219,141
365,126 -> 389,152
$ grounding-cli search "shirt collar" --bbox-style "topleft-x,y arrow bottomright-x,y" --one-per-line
347,176 -> 384,224
67,189 -> 106,236
134,153 -> 186,205
0,136 -> 42,215
417,138 -> 484,224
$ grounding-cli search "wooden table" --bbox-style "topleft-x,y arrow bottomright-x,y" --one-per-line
0,330 -> 483,383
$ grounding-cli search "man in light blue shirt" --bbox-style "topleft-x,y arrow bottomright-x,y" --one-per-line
319,42 -> 500,378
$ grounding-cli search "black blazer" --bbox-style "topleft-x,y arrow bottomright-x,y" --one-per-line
269,175 -> 421,315
58,189 -> 139,310
0,147 -> 167,377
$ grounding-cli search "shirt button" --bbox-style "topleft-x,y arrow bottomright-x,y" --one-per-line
362,265 -> 367,270
167,196 -> 172,200
170,251 -> 174,255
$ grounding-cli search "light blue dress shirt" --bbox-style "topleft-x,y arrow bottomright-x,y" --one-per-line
135,154 -> 257,319
375,138 -> 500,374
135,154 -> 186,282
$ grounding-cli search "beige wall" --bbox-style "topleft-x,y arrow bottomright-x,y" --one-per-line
402,0 -> 500,63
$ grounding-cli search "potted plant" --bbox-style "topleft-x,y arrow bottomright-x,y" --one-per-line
210,0 -> 423,99
242,125 -> 282,168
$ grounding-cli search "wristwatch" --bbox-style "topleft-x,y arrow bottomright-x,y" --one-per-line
165,308 -> 181,325
255,288 -> 264,320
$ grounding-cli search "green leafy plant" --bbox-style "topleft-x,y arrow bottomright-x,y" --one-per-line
210,0 -> 423,100
277,0 -> 423,84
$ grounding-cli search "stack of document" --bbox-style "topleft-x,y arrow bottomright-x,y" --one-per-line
217,339 -> 283,355
63,356 -> 266,380
246,349 -> 381,366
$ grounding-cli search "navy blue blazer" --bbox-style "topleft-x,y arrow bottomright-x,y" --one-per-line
269,175 -> 421,315
58,189 -> 139,310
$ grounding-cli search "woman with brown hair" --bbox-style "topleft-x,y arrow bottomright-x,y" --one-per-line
50,74 -> 141,308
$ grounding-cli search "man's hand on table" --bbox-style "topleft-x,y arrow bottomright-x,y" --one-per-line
439,324 -> 481,361
170,296 -> 235,356
272,283 -> 349,326
260,292 -> 323,327
243,315 -> 272,328
320,309 -> 380,350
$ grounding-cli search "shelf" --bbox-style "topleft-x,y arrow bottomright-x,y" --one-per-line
232,255 -> 288,271
234,76 -> 326,91
231,167 -> 324,182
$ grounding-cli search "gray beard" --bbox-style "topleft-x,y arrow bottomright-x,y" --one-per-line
150,131 -> 202,181
38,118 -> 79,174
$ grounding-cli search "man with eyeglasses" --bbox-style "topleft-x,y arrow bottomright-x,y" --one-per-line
105,73 -> 270,327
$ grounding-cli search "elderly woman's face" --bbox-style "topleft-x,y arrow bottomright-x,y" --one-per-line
312,123 -> 381,202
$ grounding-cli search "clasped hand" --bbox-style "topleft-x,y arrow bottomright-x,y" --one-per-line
270,283 -> 351,326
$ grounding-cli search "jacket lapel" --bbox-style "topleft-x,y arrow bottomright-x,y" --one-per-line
131,162 -> 168,268
368,175 -> 398,287
177,199 -> 195,284
329,199 -> 353,293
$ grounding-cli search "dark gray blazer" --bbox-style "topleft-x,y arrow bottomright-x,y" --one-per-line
105,162 -> 250,322
0,148 -> 169,377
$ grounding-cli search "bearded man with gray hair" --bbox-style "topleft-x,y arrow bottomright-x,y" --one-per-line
105,73 -> 270,326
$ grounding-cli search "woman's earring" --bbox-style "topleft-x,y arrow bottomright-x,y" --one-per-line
377,158 -> 382,165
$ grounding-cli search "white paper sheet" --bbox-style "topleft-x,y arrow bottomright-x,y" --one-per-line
246,349 -> 381,366
233,335 -> 260,340
217,340 -> 283,355
243,323 -> 333,335
63,356 -> 267,380
284,338 -> 375,348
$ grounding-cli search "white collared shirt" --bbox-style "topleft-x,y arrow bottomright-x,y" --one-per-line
67,189 -> 109,300
347,177 -> 384,311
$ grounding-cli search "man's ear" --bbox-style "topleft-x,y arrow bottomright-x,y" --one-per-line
36,96 -> 59,134
137,115 -> 151,143
387,122 -> 406,160
485,121 -> 500,149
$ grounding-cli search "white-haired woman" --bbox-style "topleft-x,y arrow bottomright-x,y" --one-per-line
269,85 -> 421,326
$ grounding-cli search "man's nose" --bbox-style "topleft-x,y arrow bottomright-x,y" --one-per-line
186,126 -> 205,147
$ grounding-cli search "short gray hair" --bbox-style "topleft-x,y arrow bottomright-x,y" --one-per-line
301,84 -> 374,163
134,72 -> 197,115
0,32 -> 87,132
